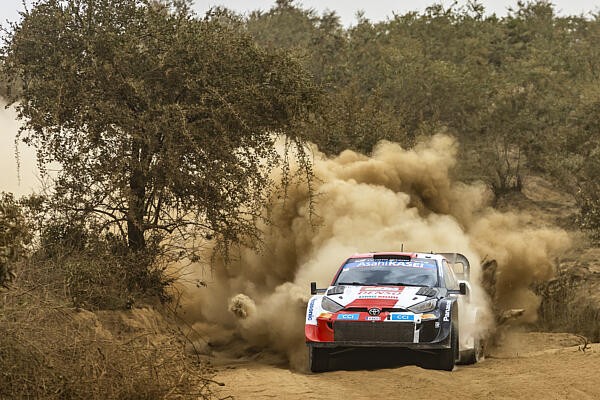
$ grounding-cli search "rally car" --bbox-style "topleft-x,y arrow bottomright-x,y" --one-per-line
305,252 -> 484,372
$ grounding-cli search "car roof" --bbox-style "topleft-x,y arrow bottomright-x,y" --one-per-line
348,252 -> 446,261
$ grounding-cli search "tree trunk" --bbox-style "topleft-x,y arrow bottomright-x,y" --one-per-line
128,141 -> 147,251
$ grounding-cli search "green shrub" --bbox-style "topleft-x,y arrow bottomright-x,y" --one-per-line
0,193 -> 31,288
62,251 -> 172,310
27,225 -> 174,310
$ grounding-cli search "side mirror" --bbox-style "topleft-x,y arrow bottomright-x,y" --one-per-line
310,281 -> 317,295
459,282 -> 467,295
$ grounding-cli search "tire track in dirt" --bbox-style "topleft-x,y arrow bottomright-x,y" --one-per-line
214,332 -> 599,400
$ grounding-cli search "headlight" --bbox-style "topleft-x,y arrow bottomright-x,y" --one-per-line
321,296 -> 344,313
407,299 -> 437,313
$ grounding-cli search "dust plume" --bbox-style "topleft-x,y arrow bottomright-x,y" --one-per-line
0,99 -> 40,195
178,134 -> 569,370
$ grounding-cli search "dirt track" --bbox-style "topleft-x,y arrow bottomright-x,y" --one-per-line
214,332 -> 600,399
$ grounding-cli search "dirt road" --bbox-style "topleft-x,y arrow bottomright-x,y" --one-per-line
214,332 -> 600,399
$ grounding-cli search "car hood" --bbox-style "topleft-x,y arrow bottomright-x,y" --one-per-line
326,285 -> 433,310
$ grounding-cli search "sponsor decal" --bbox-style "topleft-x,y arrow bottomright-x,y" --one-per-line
307,298 -> 316,320
355,260 -> 411,267
390,313 -> 415,321
357,286 -> 404,300
358,294 -> 401,299
366,316 -> 381,321
361,287 -> 401,291
337,313 -> 360,320
443,303 -> 451,322
344,258 -> 437,269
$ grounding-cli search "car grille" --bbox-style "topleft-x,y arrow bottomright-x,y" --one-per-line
334,321 -> 415,343
344,307 -> 408,313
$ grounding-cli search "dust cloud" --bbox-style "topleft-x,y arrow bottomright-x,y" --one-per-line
178,134 -> 570,370
0,100 -> 40,195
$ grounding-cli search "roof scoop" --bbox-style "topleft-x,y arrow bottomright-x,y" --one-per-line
373,254 -> 411,261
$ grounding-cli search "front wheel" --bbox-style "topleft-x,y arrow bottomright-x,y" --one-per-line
308,345 -> 330,373
433,324 -> 458,371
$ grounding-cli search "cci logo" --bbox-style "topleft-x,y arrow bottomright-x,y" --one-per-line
390,313 -> 415,321
337,313 -> 359,320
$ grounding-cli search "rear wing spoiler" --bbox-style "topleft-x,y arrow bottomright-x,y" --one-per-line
437,253 -> 471,282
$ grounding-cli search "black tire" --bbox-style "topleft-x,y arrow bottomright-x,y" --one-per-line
459,335 -> 485,365
434,324 -> 458,371
308,345 -> 329,373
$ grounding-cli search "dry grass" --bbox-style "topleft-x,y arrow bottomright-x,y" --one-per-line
537,263 -> 600,342
0,261 -> 216,400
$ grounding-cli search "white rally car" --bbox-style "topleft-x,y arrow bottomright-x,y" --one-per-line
305,252 -> 484,372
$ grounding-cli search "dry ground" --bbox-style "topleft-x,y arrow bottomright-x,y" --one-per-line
214,332 -> 600,399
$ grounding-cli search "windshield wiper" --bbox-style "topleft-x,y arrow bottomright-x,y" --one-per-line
338,281 -> 369,286
376,282 -> 427,287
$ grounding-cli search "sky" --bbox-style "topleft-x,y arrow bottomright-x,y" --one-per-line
1,0 -> 599,26
1,0 -> 599,195
193,0 -> 600,23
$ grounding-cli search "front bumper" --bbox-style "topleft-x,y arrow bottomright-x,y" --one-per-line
306,314 -> 451,349
309,340 -> 450,349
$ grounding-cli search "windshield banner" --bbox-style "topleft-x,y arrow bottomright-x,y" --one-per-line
343,258 -> 436,270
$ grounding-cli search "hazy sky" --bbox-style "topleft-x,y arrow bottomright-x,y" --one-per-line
1,1 -> 599,26
1,0 -> 599,195
193,0 -> 600,23
0,102 -> 39,195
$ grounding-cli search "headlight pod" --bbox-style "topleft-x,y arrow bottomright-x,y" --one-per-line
407,298 -> 437,313
321,296 -> 344,313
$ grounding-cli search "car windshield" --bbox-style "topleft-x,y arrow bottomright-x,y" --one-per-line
334,258 -> 439,287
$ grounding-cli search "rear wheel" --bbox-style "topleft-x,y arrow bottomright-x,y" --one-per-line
459,335 -> 485,365
308,345 -> 329,373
